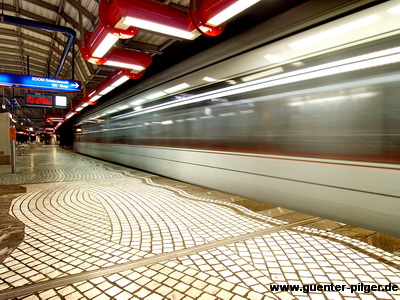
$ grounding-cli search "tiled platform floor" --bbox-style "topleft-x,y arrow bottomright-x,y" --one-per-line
0,146 -> 399,299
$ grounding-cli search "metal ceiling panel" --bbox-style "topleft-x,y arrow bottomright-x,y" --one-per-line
134,31 -> 170,47
171,0 -> 190,7
2,0 -> 301,129
20,1 -> 58,20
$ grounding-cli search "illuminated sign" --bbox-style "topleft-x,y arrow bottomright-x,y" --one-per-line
0,72 -> 81,92
25,93 -> 68,108
55,95 -> 67,107
25,93 -> 54,106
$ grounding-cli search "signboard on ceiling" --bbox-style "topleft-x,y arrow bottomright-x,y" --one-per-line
0,72 -> 81,93
25,93 -> 68,108
25,93 -> 54,106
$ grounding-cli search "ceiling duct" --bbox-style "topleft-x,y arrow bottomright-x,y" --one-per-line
1,14 -> 76,78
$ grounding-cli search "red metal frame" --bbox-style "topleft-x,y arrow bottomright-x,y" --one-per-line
104,0 -> 195,34
95,48 -> 152,69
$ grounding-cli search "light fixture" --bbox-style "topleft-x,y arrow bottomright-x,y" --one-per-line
205,0 -> 261,27
92,33 -> 119,58
65,113 -> 74,119
105,0 -> 198,39
123,17 -> 196,39
79,17 -> 138,63
104,61 -> 145,71
99,86 -> 116,95
89,95 -> 101,103
111,75 -> 130,87
96,48 -> 152,71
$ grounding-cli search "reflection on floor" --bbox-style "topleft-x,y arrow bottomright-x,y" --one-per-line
0,146 -> 399,299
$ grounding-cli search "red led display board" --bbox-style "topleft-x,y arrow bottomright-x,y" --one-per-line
25,93 -> 54,107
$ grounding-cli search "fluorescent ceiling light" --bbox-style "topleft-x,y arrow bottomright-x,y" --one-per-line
111,76 -> 130,87
104,60 -> 145,71
82,103 -> 89,107
164,83 -> 190,94
88,90 -> 96,97
75,107 -> 83,112
123,17 -> 195,40
65,113 -> 74,119
99,86 -> 116,95
207,0 -> 260,27
146,91 -> 167,100
289,14 -> 381,49
92,33 -> 119,58
203,76 -> 217,82
89,95 -> 101,102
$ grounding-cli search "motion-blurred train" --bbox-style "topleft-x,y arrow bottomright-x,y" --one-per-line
75,0 -> 400,236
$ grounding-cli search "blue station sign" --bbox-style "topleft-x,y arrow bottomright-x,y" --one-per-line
0,72 -> 81,93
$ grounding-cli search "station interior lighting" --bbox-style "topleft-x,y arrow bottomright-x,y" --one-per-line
89,95 -> 101,103
91,33 -> 119,58
65,0 -> 263,129
80,20 -> 138,64
106,0 -> 198,39
95,47 -> 152,71
122,17 -> 196,40
205,0 -> 261,26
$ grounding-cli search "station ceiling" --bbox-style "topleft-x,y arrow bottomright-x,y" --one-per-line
0,0 -> 307,130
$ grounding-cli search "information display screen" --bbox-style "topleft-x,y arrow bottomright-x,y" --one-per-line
25,93 -> 68,108
25,93 -> 54,106
55,95 -> 67,107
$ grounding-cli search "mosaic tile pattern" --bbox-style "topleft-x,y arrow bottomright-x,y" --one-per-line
0,182 -> 275,293
0,146 -> 399,300
0,147 -> 125,185
20,261 -> 278,300
225,230 -> 400,299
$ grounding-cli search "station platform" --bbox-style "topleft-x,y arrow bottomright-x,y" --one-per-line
0,146 -> 399,300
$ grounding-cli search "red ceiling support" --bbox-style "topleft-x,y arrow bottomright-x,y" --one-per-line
62,0 -> 259,129
95,47 -> 152,71
103,0 -> 197,39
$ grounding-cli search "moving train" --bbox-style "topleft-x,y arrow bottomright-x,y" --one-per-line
74,0 -> 400,236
